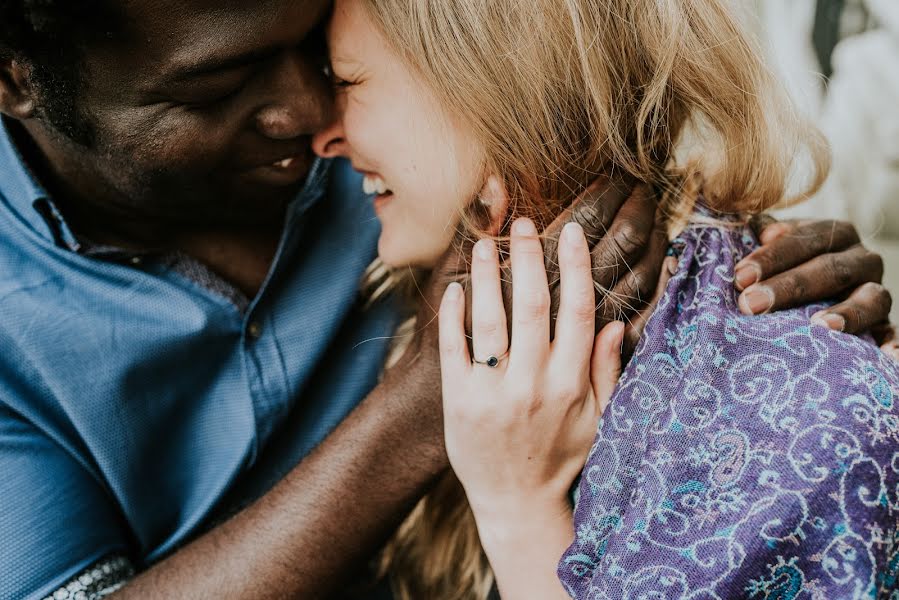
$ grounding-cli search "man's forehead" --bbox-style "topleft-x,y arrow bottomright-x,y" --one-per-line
116,0 -> 332,77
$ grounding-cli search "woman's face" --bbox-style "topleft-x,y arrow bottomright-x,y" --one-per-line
312,0 -> 486,268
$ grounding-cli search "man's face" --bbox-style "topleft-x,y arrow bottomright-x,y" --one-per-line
36,0 -> 334,227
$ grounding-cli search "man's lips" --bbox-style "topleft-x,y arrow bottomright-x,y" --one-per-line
240,148 -> 315,186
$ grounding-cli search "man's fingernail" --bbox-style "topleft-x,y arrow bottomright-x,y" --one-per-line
734,263 -> 760,291
475,239 -> 495,260
811,312 -> 846,332
563,222 -> 584,245
740,287 -> 773,314
513,218 -> 536,236
885,343 -> 899,361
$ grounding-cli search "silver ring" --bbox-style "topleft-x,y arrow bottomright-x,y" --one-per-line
472,350 -> 509,368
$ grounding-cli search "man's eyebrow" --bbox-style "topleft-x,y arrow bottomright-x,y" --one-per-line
166,47 -> 281,82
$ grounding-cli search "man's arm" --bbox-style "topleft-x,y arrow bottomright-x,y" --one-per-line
109,183 -> 893,599
113,353 -> 445,599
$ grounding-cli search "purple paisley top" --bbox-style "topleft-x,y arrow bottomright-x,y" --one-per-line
559,210 -> 899,599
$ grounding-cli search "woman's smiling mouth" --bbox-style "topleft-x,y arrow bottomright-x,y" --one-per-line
362,173 -> 392,196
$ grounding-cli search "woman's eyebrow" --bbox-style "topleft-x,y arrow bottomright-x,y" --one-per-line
329,55 -> 362,68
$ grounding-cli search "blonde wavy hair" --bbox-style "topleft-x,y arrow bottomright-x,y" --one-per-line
355,0 -> 831,598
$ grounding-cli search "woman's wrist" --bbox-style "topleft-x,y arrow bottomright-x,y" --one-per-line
471,498 -> 575,599
472,494 -> 574,555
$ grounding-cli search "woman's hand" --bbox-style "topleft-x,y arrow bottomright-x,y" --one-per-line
438,217 -> 624,598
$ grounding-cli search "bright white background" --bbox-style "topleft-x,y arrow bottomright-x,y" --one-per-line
745,0 -> 898,321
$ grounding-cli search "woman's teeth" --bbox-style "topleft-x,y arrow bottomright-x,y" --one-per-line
362,174 -> 391,196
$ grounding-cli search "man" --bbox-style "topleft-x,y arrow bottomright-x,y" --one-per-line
0,1 -> 892,598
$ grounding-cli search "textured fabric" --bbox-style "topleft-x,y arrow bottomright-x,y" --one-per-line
559,210 -> 899,599
0,118 -> 400,599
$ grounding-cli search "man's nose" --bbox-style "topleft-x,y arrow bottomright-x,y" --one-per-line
253,51 -> 330,140
311,113 -> 349,158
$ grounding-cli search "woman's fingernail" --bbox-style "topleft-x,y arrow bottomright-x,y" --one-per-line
475,239 -> 495,260
811,312 -> 846,332
740,287 -> 773,314
613,321 -> 626,347
445,282 -> 463,300
562,221 -> 584,245
513,218 -> 536,236
666,256 -> 679,276
734,263 -> 760,291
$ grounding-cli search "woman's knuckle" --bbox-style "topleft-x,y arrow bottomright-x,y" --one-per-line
520,290 -> 550,318
572,298 -> 597,322
476,319 -> 502,338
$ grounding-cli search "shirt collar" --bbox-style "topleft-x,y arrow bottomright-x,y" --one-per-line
0,117 -> 69,246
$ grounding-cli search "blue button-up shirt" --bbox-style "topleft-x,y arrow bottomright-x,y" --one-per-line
0,119 -> 400,599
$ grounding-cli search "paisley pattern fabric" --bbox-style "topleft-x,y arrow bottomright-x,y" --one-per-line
559,211 -> 899,599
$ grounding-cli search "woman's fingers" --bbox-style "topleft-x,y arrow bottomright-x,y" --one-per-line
509,218 -> 551,370
591,321 -> 625,415
552,222 -> 596,375
471,239 -> 510,365
439,282 -> 471,381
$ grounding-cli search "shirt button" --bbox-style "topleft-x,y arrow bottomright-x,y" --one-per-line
130,256 -> 143,266
247,321 -> 263,339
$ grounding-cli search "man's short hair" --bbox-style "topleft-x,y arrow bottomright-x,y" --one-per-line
0,1 -> 122,144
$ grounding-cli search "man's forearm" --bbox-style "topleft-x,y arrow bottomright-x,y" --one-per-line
113,365 -> 446,599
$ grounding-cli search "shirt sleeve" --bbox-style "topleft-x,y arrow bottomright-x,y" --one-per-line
0,403 -> 134,600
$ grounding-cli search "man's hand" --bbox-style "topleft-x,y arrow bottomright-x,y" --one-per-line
735,217 -> 895,352
463,179 -> 895,360
461,175 -> 669,357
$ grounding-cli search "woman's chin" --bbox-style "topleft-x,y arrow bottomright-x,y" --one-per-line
377,236 -> 440,269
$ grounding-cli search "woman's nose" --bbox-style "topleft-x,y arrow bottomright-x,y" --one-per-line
312,117 -> 349,158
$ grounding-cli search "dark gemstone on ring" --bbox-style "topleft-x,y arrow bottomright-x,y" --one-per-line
486,356 -> 499,368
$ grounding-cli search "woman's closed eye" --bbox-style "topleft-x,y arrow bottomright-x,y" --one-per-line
331,74 -> 362,89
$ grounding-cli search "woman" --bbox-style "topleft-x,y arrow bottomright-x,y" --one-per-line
312,0 -> 899,598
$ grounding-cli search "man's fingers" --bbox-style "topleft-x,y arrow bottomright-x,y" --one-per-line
588,185 -> 657,297
877,324 -> 899,361
735,220 -> 862,291
621,256 -> 678,359
596,208 -> 667,327
738,244 -> 884,315
810,282 -> 893,335
566,175 -> 637,246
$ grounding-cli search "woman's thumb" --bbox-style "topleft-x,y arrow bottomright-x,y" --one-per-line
590,321 -> 625,415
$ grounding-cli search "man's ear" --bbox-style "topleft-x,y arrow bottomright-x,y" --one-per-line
0,58 -> 37,119
477,175 -> 510,236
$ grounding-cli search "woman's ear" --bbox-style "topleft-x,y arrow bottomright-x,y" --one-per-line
477,175 -> 510,236
0,59 -> 37,119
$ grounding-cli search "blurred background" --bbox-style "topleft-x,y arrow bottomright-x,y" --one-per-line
744,0 -> 898,322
